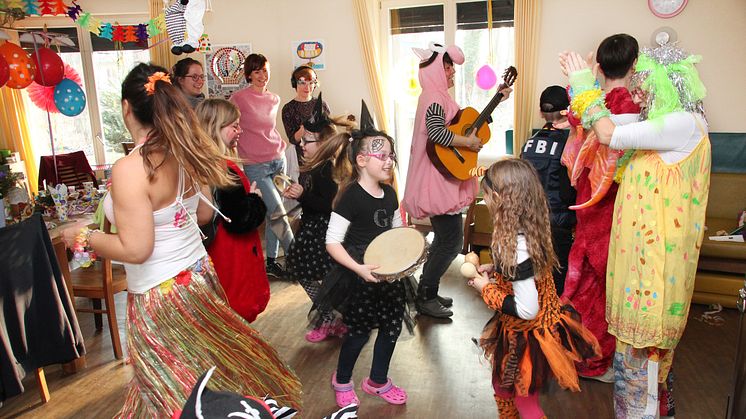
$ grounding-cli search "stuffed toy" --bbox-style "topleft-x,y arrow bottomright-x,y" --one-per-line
165,0 -> 206,55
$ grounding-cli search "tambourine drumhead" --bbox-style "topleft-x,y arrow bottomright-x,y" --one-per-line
273,174 -> 293,193
364,227 -> 425,276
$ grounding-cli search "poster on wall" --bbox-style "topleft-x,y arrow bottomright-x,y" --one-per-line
206,44 -> 252,99
291,40 -> 325,70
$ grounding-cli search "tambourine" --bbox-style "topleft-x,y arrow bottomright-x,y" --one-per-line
364,227 -> 428,282
273,174 -> 293,194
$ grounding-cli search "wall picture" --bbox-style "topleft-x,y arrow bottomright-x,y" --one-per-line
292,40 -> 325,70
206,43 -> 252,99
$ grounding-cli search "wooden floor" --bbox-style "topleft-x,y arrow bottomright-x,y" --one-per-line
0,255 -> 739,418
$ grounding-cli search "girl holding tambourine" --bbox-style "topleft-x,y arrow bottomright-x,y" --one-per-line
312,101 -> 415,408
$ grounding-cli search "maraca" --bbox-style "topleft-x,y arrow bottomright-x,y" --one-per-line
460,252 -> 482,284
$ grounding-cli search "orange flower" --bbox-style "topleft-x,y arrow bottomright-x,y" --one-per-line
144,72 -> 172,95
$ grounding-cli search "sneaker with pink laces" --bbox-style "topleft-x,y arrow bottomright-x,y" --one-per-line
305,324 -> 331,343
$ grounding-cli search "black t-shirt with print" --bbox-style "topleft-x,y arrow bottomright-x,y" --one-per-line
334,183 -> 399,247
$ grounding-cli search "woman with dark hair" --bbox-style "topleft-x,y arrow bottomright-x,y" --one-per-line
230,53 -> 294,278
281,65 -> 330,165
61,63 -> 301,416
171,57 -> 206,108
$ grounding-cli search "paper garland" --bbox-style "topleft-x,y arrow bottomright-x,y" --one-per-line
1,0 -> 210,50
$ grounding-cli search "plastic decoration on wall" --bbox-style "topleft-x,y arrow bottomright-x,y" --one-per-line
27,63 -> 81,113
53,77 -> 86,116
206,43 -> 251,100
0,41 -> 36,89
292,40 -> 325,70
10,0 -> 175,48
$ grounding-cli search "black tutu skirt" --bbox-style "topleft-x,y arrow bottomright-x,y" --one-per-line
286,213 -> 333,283
311,244 -> 417,338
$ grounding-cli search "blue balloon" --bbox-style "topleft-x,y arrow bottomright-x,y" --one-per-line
53,78 -> 86,117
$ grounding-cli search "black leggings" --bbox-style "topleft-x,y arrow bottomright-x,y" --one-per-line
336,330 -> 398,385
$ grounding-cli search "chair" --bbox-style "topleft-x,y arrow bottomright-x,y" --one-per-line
37,151 -> 98,190
121,142 -> 136,155
462,198 -> 492,256
69,219 -> 127,359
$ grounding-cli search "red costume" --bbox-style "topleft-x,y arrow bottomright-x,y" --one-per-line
560,87 -> 639,376
207,161 -> 269,323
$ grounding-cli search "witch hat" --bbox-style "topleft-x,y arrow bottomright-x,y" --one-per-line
359,100 -> 376,132
302,92 -> 331,134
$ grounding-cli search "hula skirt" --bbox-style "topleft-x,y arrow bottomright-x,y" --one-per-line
114,256 -> 302,417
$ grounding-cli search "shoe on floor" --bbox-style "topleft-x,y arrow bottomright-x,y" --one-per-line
579,366 -> 615,383
436,294 -> 453,307
416,298 -> 453,318
305,324 -> 331,343
266,260 -> 286,278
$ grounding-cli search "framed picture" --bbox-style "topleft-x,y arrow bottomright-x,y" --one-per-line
206,43 -> 252,99
292,40 -> 325,70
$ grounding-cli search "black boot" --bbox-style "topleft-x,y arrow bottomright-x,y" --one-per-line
436,295 -> 453,307
416,285 -> 453,318
416,298 -> 453,318
265,257 -> 286,278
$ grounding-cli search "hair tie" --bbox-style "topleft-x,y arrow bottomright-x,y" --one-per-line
144,72 -> 172,96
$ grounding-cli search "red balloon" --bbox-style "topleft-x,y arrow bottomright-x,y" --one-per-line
0,42 -> 35,89
31,47 -> 64,87
0,54 -> 9,88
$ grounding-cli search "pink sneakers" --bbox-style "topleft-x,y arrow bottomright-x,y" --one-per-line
305,321 -> 348,343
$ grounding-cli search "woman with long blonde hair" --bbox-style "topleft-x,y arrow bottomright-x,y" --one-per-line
468,157 -> 599,418
62,64 -> 301,416
196,98 -> 269,323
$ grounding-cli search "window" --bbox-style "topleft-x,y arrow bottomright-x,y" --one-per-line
16,17 -> 151,168
382,0 -> 514,189
20,28 -> 96,164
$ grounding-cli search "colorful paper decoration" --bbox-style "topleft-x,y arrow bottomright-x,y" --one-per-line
99,23 -> 113,41
135,24 -> 149,43
75,11 -> 90,29
52,0 -> 67,15
123,25 -> 137,43
88,16 -> 102,36
24,0 -> 40,15
66,1 -> 81,20
38,0 -> 53,15
112,25 -> 125,43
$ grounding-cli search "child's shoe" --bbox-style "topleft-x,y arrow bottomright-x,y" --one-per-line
305,323 -> 331,343
361,377 -> 407,405
329,320 -> 348,337
331,373 -> 359,408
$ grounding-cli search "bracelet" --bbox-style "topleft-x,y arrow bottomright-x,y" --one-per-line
72,227 -> 98,268
582,108 -> 611,129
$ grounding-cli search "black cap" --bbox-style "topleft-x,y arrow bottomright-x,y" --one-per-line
303,92 -> 331,134
539,85 -> 569,112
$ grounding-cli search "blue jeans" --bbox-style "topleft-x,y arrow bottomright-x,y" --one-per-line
243,158 -> 294,259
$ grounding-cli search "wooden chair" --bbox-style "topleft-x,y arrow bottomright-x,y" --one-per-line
70,219 -> 127,359
121,142 -> 136,155
462,198 -> 492,254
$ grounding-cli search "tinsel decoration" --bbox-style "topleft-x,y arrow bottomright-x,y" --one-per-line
634,43 -> 707,121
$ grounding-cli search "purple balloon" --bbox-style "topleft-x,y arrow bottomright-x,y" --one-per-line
476,65 -> 497,90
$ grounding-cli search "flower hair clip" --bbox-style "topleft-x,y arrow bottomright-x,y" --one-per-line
144,72 -> 172,95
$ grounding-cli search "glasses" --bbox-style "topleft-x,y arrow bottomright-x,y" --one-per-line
363,152 -> 397,162
296,79 -> 318,87
300,137 -> 318,146
185,74 -> 206,82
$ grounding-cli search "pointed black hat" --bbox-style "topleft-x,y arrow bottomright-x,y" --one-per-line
302,92 -> 331,134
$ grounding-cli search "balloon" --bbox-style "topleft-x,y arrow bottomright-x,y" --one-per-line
0,42 -> 36,89
28,63 -> 82,113
475,64 -> 497,90
31,47 -> 64,86
0,54 -> 9,88
53,78 -> 87,117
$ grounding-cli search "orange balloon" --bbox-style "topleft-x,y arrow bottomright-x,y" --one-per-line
0,42 -> 36,89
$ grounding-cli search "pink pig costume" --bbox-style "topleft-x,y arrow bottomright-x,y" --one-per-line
403,43 -> 477,318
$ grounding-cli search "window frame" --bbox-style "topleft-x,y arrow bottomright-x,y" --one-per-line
14,13 -> 150,167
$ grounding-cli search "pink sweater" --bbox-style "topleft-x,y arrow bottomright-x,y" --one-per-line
230,87 -> 286,164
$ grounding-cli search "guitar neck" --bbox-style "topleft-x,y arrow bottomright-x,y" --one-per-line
468,84 -> 507,134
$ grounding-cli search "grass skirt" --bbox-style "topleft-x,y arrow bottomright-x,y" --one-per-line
114,256 -> 302,417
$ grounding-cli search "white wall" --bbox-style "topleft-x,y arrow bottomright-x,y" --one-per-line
204,0 -> 373,139
535,0 -> 746,132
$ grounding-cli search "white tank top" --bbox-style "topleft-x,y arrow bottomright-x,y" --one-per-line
104,164 -> 208,293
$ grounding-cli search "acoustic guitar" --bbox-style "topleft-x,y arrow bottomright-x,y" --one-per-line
426,66 -> 518,180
